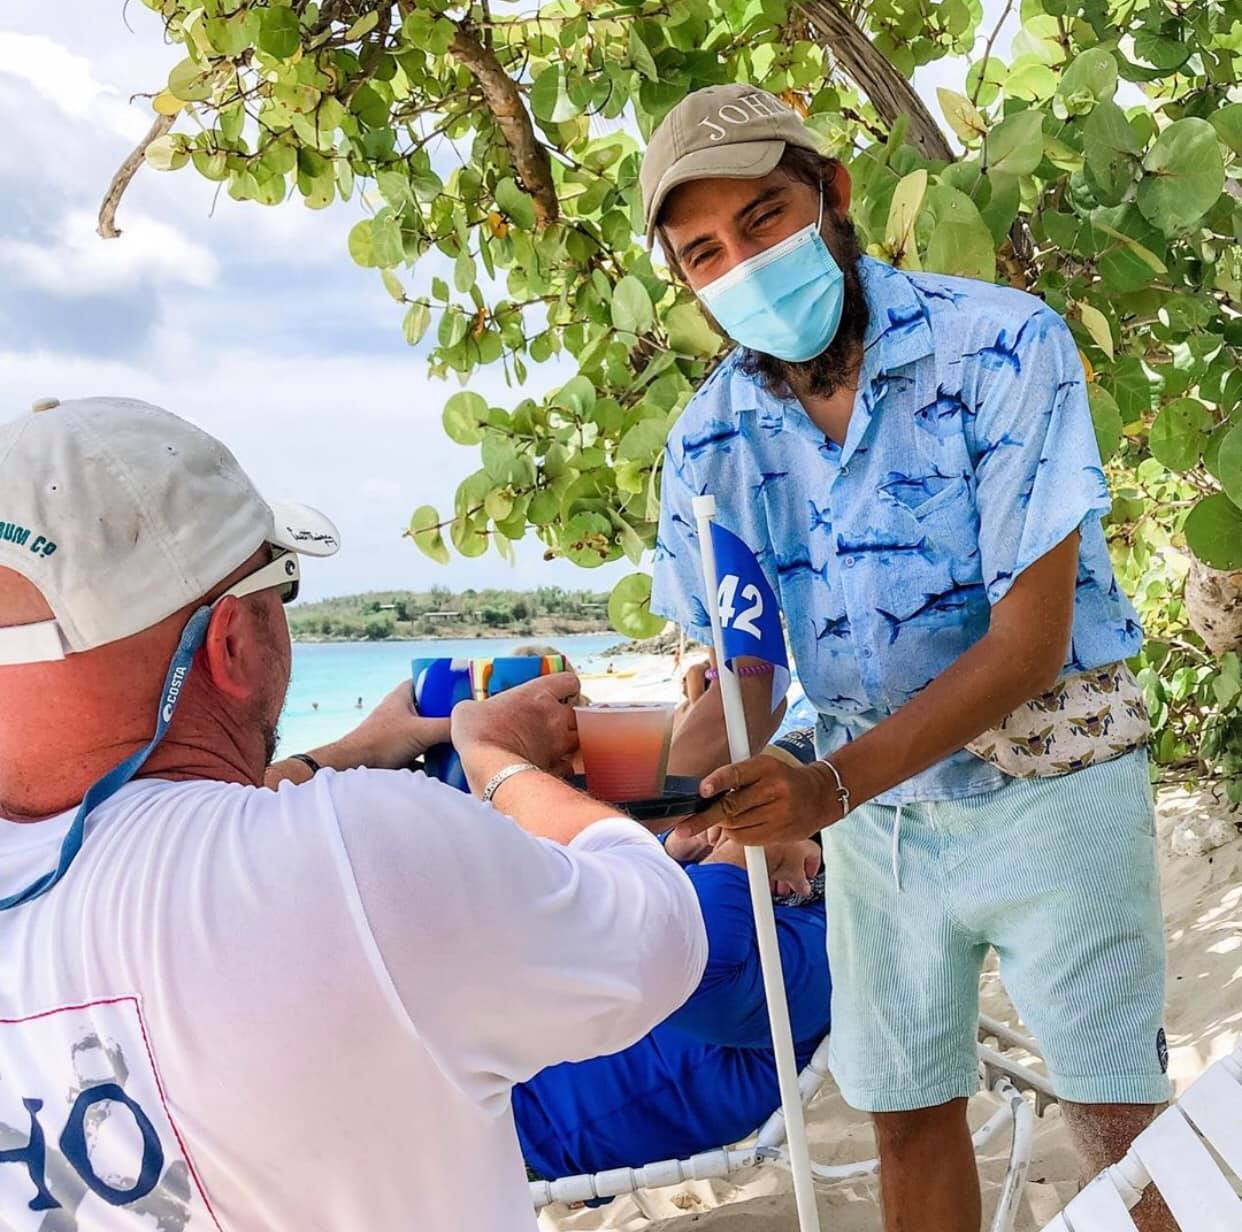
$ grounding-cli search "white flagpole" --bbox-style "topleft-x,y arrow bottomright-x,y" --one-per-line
691,494 -> 822,1232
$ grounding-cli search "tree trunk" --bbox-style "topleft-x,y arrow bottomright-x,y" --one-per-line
797,0 -> 1036,270
798,0 -> 954,162
1185,557 -> 1242,656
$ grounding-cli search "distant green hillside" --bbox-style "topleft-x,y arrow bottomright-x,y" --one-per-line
288,586 -> 613,641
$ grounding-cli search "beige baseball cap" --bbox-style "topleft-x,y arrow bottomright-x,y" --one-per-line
0,396 -> 340,665
640,84 -> 825,245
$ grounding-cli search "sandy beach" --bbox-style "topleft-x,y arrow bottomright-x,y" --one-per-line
548,656 -> 1242,1231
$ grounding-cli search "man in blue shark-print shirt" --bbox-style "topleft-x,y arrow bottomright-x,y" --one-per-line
644,85 -> 1171,1232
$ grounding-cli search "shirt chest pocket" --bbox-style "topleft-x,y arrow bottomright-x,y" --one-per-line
858,475 -> 989,706
883,475 -> 978,562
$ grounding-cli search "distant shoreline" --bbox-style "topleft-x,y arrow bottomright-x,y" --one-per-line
292,630 -> 626,646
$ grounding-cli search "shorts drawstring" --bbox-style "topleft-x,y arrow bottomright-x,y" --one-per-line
890,804 -> 904,893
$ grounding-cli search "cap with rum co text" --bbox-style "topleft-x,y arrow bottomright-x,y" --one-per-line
0,396 -> 339,665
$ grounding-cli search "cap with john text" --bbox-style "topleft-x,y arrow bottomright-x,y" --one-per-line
639,84 -> 825,245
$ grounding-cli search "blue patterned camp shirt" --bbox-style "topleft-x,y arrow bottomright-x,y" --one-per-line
651,256 -> 1142,804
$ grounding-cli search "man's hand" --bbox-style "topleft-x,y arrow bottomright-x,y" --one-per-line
316,680 -> 453,771
452,672 -> 581,790
286,680 -> 452,777
677,754 -> 844,845
265,680 -> 452,787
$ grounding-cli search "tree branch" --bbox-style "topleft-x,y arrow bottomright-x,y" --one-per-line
798,0 -> 953,162
799,0 -> 1036,281
449,23 -> 558,227
972,0 -> 1014,108
97,112 -> 176,239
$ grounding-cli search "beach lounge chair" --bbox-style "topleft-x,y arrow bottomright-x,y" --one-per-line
1039,1041 -> 1242,1231
530,1013 -> 1053,1232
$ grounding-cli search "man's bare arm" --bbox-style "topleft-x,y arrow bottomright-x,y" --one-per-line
683,534 -> 1080,844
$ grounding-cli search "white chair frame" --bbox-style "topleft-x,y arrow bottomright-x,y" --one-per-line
1041,1042 -> 1242,1231
532,1013 -> 1054,1232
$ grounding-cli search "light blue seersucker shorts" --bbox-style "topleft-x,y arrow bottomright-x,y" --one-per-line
820,750 -> 1170,1112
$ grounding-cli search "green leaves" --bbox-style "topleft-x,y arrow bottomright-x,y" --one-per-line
628,26 -> 659,81
1185,495 -> 1242,571
257,6 -> 301,59
611,276 -> 655,335
936,88 -> 987,145
920,185 -> 996,281
402,302 -> 430,346
1082,102 -> 1142,205
965,56 -> 1006,108
885,169 -> 928,269
561,512 -> 614,567
408,506 -> 450,566
144,134 -> 187,172
985,110 -> 1044,176
495,177 -> 536,231
369,209 -> 404,268
1149,398 -> 1213,472
664,301 -> 721,357
167,57 -> 214,103
1209,104 -> 1242,158
1054,48 -> 1117,119
1218,424 -> 1242,512
608,573 -> 668,639
1087,385 -> 1123,462
1076,301 -> 1114,359
442,392 -> 488,445
554,375 -> 596,417
453,249 -> 476,293
346,219 -> 374,267
531,65 -> 579,123
1137,118 -> 1226,236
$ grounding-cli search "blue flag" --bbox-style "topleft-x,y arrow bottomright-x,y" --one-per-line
709,521 -> 789,712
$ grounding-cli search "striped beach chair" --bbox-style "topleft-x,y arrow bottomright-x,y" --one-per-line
1041,1042 -> 1242,1231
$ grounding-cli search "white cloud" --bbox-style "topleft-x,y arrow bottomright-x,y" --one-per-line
0,31 -> 149,143
0,333 -> 627,601
0,207 -> 218,296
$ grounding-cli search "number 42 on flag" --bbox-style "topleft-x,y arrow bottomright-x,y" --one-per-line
709,521 -> 789,713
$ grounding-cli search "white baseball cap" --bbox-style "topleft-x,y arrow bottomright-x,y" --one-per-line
0,396 -> 340,665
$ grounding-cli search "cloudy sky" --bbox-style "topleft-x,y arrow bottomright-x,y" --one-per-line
0,0 -> 1017,602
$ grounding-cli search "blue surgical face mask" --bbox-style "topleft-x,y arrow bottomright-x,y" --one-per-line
697,189 -> 845,363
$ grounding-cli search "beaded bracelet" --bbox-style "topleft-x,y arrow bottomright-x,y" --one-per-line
704,662 -> 775,682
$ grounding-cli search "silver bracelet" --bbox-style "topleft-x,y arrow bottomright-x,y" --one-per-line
481,761 -> 539,805
817,757 -> 851,817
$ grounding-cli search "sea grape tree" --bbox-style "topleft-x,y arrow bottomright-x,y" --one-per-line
112,0 -> 1242,795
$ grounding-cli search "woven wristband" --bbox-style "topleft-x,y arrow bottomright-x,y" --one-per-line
704,662 -> 775,682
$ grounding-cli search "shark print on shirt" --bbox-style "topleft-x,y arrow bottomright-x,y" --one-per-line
651,258 -> 1143,804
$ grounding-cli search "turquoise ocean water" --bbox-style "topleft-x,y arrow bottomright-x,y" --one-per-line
277,633 -> 626,757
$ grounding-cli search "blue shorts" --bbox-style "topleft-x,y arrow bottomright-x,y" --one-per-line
821,751 -> 1169,1112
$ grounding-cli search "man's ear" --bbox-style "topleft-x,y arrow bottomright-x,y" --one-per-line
826,160 -> 853,213
201,597 -> 255,701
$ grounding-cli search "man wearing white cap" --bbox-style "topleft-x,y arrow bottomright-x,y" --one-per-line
0,396 -> 706,1230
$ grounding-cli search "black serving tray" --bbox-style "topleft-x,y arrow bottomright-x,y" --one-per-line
571,774 -> 720,822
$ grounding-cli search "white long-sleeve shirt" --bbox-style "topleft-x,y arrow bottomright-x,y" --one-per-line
0,768 -> 707,1230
